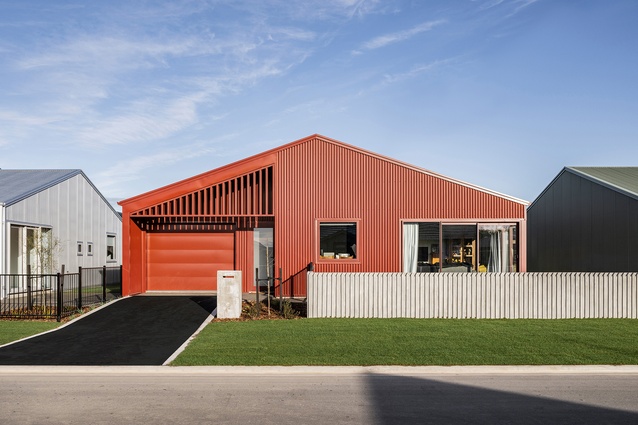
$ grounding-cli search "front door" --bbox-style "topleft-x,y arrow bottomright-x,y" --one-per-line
254,228 -> 274,288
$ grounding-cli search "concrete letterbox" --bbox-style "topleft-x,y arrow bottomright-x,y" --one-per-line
217,270 -> 242,319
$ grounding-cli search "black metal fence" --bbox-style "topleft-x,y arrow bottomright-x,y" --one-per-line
0,266 -> 122,321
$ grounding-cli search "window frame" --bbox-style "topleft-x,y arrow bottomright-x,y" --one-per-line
315,219 -> 361,264
106,233 -> 117,263
77,241 -> 83,256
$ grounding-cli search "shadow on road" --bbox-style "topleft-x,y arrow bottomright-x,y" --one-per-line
365,373 -> 638,424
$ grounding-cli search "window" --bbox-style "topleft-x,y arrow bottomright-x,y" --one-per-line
77,242 -> 83,256
403,222 -> 519,273
106,234 -> 116,261
87,242 -> 94,256
319,222 -> 357,260
478,224 -> 518,272
442,225 -> 476,272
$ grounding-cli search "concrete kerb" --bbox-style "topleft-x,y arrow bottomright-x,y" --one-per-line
1,365 -> 638,376
163,311 -> 216,365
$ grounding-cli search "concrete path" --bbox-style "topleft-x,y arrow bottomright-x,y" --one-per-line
1,366 -> 638,424
0,296 -> 216,365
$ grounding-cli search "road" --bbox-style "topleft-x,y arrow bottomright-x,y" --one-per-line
1,366 -> 638,424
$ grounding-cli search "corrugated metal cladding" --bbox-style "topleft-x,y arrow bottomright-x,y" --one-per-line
528,168 -> 638,272
275,137 -> 526,296
119,134 -> 527,297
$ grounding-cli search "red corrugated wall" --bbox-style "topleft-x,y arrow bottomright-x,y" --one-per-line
274,137 -> 526,296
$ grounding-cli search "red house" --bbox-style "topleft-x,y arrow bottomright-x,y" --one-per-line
119,135 -> 528,296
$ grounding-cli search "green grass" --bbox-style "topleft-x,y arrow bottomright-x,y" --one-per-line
172,318 -> 638,366
0,321 -> 59,345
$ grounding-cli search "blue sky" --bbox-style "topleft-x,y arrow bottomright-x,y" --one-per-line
1,0 -> 637,210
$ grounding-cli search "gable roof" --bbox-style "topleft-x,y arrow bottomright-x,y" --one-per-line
0,169 -> 121,218
529,166 -> 638,211
0,169 -> 82,206
120,134 -> 529,212
568,167 -> 638,201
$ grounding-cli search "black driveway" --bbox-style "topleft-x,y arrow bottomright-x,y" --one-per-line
0,296 -> 216,365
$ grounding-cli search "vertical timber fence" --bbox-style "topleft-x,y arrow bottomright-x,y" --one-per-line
0,266 -> 122,321
307,272 -> 638,319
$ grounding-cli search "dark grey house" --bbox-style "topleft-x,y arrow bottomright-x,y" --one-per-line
527,167 -> 638,272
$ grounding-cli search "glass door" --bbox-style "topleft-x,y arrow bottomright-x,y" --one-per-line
442,225 -> 476,272
254,228 -> 274,286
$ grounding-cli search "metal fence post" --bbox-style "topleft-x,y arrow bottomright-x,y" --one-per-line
102,265 -> 107,303
255,268 -> 260,307
78,267 -> 83,311
56,272 -> 62,322
27,265 -> 33,311
278,267 -> 283,312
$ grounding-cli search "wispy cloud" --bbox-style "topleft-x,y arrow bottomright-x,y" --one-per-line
476,0 -> 540,17
354,19 -> 446,54
94,140 -> 221,195
382,58 -> 453,84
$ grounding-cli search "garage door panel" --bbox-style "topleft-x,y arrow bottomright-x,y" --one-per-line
149,234 -> 234,250
149,248 -> 235,263
147,232 -> 234,291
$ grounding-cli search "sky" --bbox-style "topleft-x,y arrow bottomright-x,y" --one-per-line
1,0 -> 637,210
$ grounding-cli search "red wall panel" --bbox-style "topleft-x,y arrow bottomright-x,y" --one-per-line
273,137 -> 526,296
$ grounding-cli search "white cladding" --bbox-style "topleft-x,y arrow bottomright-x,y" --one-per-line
3,173 -> 121,273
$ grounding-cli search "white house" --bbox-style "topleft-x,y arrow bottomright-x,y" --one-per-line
0,169 -> 121,298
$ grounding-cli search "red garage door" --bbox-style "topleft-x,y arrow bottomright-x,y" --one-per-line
147,232 -> 234,291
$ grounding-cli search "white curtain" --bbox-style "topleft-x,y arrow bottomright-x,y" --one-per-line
488,230 -> 502,272
403,223 -> 419,273
483,225 -> 512,272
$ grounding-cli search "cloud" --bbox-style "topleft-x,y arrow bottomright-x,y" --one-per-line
355,19 -> 446,53
94,140 -> 220,195
476,0 -> 540,17
371,58 -> 456,90
17,36 -> 207,71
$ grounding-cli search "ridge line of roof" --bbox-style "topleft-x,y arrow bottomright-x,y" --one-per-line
119,134 -> 529,208
567,166 -> 638,201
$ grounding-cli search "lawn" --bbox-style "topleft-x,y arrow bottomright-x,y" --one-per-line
0,321 -> 59,345
172,318 -> 638,366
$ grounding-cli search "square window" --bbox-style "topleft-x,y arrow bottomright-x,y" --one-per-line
319,222 -> 357,260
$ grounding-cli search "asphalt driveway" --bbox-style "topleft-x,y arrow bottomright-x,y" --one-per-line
0,296 -> 216,365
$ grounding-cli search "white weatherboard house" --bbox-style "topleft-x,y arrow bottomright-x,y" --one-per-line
0,170 -> 121,298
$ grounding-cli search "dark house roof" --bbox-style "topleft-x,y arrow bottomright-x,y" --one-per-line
529,166 -> 638,210
568,167 -> 638,201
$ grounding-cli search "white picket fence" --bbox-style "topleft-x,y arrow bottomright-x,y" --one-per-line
307,272 -> 638,319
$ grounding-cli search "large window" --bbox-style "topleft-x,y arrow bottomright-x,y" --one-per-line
319,222 -> 357,260
403,222 -> 518,273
